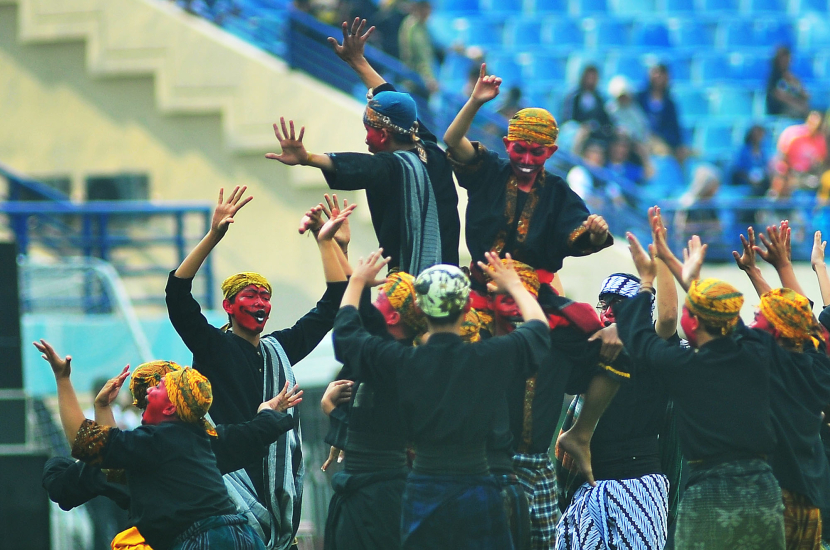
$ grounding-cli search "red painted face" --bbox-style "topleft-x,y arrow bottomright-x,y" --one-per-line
142,379 -> 174,425
224,285 -> 271,334
365,125 -> 386,153
680,306 -> 698,348
503,140 -> 556,182
372,292 -> 401,327
750,309 -> 776,335
597,296 -> 621,326
493,295 -> 523,335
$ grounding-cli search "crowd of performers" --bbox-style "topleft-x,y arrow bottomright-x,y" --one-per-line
37,16 -> 830,550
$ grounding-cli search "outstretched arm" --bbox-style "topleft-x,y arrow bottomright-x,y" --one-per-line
93,366 -> 130,427
327,18 -> 385,90
33,340 -> 86,446
443,63 -> 502,163
315,203 -> 356,283
647,207 -> 677,337
175,186 -> 253,279
266,118 -> 335,172
300,194 -> 354,274
650,206 -> 706,292
733,226 -> 772,297
812,231 -> 830,306
342,249 -> 391,309
757,221 -> 806,297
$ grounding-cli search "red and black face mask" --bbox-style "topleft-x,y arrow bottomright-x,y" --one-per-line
223,285 -> 271,333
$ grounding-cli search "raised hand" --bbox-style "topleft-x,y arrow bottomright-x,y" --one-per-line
298,204 -> 325,235
470,63 -> 502,105
321,446 -> 345,472
94,366 -> 130,409
211,186 -> 253,237
351,248 -> 391,287
320,379 -> 354,416
265,117 -> 308,166
321,194 -> 351,250
812,230 -> 826,270
681,235 -> 707,288
584,214 -> 610,246
588,324 -> 624,363
732,227 -> 759,273
259,381 -> 304,413
317,203 -> 357,243
478,252 -> 522,295
626,232 -> 656,281
33,339 -> 71,379
756,224 -> 791,269
327,18 -> 374,66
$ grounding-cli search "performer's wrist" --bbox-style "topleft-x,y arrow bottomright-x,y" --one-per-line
303,151 -> 314,166
638,282 -> 655,295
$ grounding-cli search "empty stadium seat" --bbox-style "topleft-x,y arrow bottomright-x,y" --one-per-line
700,0 -> 740,11
523,52 -> 569,82
720,20 -> 759,49
533,0 -> 570,13
709,87 -> 755,118
604,53 -> 647,83
674,88 -> 711,125
585,18 -> 630,50
754,20 -> 796,47
665,54 -> 695,83
463,16 -> 505,48
744,0 -> 788,14
480,0 -> 525,15
633,21 -> 673,49
610,0 -> 658,16
695,123 -> 738,160
543,18 -> 587,51
797,15 -> 830,50
792,0 -> 830,15
572,0 -> 609,16
662,0 -> 696,14
436,0 -> 481,13
503,19 -> 544,50
487,53 -> 524,85
428,14 -> 464,47
667,19 -> 716,51
726,54 -> 768,85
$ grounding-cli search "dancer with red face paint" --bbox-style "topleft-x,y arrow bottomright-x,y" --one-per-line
166,187 -> 352,550
266,18 -> 459,275
443,63 -> 613,292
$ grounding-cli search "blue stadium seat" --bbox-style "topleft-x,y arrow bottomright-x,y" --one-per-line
543,18 -> 586,50
503,19 -> 544,50
487,53 -> 524,85
524,52 -> 569,82
586,18 -> 630,50
720,20 -> 758,49
633,21 -> 673,49
480,0 -> 524,15
744,0 -> 787,13
439,51 -> 476,88
697,54 -> 730,82
664,54 -> 695,83
726,54 -> 768,86
674,88 -> 711,125
793,0 -> 830,15
436,0 -> 481,13
428,14 -> 464,48
700,0 -> 740,11
695,123 -> 738,161
754,20 -> 796,48
668,19 -> 716,51
464,16 -> 505,48
797,16 -> 830,50
709,87 -> 755,118
533,0 -> 570,13
645,155 -> 685,201
605,53 -> 647,83
790,54 -> 815,81
572,0 -> 609,15
662,0 -> 696,14
610,0 -> 658,16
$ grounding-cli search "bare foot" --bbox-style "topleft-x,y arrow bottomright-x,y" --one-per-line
557,428 -> 596,486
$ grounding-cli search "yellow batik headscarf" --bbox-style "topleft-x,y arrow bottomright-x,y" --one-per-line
759,288 -> 822,350
129,360 -> 183,409
460,308 -> 483,343
483,259 -> 540,297
381,271 -> 428,335
685,278 -> 744,335
163,367 -> 217,437
221,272 -> 272,301
506,108 -> 559,147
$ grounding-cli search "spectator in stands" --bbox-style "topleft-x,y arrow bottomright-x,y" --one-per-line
637,64 -> 688,164
373,0 -> 408,58
562,65 -> 614,143
606,76 -> 650,147
766,46 -> 810,119
607,134 -> 650,185
399,1 -> 439,96
567,140 -> 625,209
731,125 -> 771,196
674,164 -> 721,237
771,110 -> 827,198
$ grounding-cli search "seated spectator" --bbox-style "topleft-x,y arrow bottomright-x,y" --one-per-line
373,0 -> 408,58
771,110 -> 827,197
567,140 -> 624,208
562,65 -> 614,143
607,134 -> 649,185
674,164 -> 721,238
399,1 -> 439,96
606,75 -> 650,147
766,46 -> 810,119
637,64 -> 689,164
731,125 -> 771,196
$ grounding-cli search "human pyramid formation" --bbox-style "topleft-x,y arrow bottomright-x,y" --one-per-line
38,17 -> 830,550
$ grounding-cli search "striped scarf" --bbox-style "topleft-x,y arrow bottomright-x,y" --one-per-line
395,150 -> 442,276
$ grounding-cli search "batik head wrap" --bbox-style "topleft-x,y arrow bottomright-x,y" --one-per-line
599,273 -> 641,301
759,288 -> 822,349
506,108 -> 559,147
163,367 -> 217,436
364,91 -> 418,135
685,278 -> 744,335
483,259 -> 540,297
381,271 -> 428,335
221,272 -> 272,301
414,264 -> 471,318
130,360 -> 183,409
460,308 -> 483,343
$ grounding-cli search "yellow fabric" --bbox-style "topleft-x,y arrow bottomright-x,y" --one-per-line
760,288 -> 822,350
221,272 -> 272,301
506,108 -> 559,147
460,308 -> 483,343
382,271 -> 428,335
111,526 -> 152,549
685,278 -> 744,335
483,259 -> 540,297
163,367 -> 217,437
129,360 -> 183,409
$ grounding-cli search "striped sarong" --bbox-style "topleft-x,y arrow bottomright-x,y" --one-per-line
496,473 -> 532,550
782,488 -> 823,550
675,458 -> 784,550
555,473 -> 669,550
514,452 -> 559,550
170,514 -> 265,550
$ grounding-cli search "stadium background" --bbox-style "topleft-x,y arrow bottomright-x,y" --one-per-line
0,0 -> 828,547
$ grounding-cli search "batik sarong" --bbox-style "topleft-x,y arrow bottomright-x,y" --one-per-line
782,488 -> 822,550
169,514 -> 264,550
514,452 -> 559,550
401,472 -> 513,550
323,468 -> 408,550
556,474 -> 669,550
675,458 -> 784,550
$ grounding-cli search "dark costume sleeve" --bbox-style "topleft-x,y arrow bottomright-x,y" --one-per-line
819,304 -> 830,333
267,281 -> 348,365
71,420 -> 157,471
165,272 -> 226,375
478,320 -> 552,385
447,142 -> 502,191
332,306 -> 411,385
42,456 -> 131,511
212,410 -> 296,474
323,152 -> 401,194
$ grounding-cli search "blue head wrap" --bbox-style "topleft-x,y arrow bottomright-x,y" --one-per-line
599,273 -> 641,300
364,91 -> 418,135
